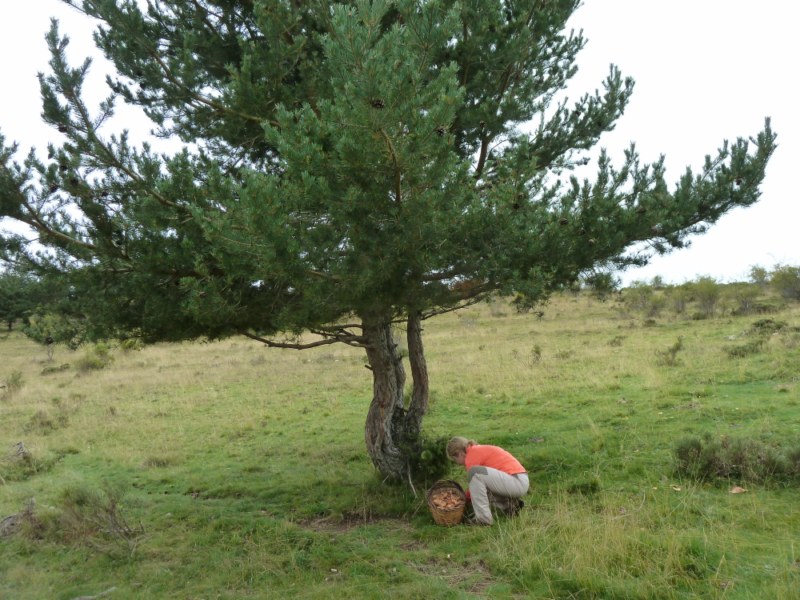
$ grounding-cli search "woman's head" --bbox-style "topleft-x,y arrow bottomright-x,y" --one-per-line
447,436 -> 476,464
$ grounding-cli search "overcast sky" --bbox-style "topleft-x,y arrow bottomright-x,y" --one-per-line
1,1 -> 797,285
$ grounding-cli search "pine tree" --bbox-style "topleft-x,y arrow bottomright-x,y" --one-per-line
0,271 -> 37,330
0,0 -> 775,480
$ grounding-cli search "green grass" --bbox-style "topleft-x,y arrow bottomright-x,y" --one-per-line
1,292 -> 799,598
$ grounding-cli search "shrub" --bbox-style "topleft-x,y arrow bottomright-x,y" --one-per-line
727,283 -> 761,316
1,444 -> 66,482
57,483 -> 144,556
749,265 -> 769,288
674,435 -> 800,484
622,282 -> 654,314
401,433 -> 451,489
748,318 -> 786,335
119,337 -> 144,352
582,271 -> 620,301
725,340 -> 765,358
770,265 -> 800,301
22,312 -> 86,350
530,344 -> 542,364
75,342 -> 115,372
724,319 -> 787,358
688,276 -> 720,318
656,337 -> 683,366
666,285 -> 690,315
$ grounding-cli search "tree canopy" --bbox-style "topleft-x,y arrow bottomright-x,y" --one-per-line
0,0 -> 776,480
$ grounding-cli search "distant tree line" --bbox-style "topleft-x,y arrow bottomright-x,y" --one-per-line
583,263 -> 800,320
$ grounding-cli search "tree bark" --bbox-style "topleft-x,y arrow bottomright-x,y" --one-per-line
362,312 -> 431,482
363,317 -> 407,480
404,312 -> 428,440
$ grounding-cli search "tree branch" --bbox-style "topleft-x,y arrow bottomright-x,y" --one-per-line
378,128 -> 402,204
145,46 -> 271,127
474,134 -> 491,179
420,296 -> 485,321
8,186 -> 97,252
239,328 -> 366,349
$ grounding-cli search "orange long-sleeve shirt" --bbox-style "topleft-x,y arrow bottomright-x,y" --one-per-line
465,444 -> 526,475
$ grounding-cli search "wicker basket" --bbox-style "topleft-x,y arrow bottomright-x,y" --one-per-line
427,479 -> 466,526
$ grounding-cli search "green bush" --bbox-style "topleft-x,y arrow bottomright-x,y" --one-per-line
688,276 -> 720,318
623,282 -> 657,316
748,318 -> 786,335
119,337 -> 144,352
666,285 -> 690,315
400,433 -> 451,488
582,271 -> 620,301
725,340 -> 765,358
770,265 -> 800,301
22,312 -> 86,350
749,265 -> 769,288
656,337 -> 684,366
724,319 -> 787,358
727,283 -> 761,315
675,434 -> 800,484
75,342 -> 115,372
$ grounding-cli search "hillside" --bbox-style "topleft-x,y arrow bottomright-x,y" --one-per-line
2,290 -> 799,598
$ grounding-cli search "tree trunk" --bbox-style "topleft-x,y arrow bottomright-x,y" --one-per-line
404,312 -> 429,439
362,313 -> 431,482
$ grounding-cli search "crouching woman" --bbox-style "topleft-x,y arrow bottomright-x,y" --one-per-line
446,436 -> 529,525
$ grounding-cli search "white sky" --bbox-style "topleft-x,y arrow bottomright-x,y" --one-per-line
1,1 -> 797,285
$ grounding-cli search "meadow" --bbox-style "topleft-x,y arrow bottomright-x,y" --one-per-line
1,288 -> 799,599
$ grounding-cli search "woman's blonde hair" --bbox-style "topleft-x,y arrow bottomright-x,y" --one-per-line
446,436 -> 476,460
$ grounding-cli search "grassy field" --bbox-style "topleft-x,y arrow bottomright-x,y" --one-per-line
1,290 -> 799,599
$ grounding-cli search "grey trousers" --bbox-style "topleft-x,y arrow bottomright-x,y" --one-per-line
468,467 -> 529,525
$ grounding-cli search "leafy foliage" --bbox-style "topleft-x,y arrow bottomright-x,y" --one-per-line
400,433 -> 452,487
74,341 -> 115,371
688,276 -> 721,318
0,0 -> 777,478
0,0 -> 776,342
581,271 -> 620,301
770,265 -> 800,301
